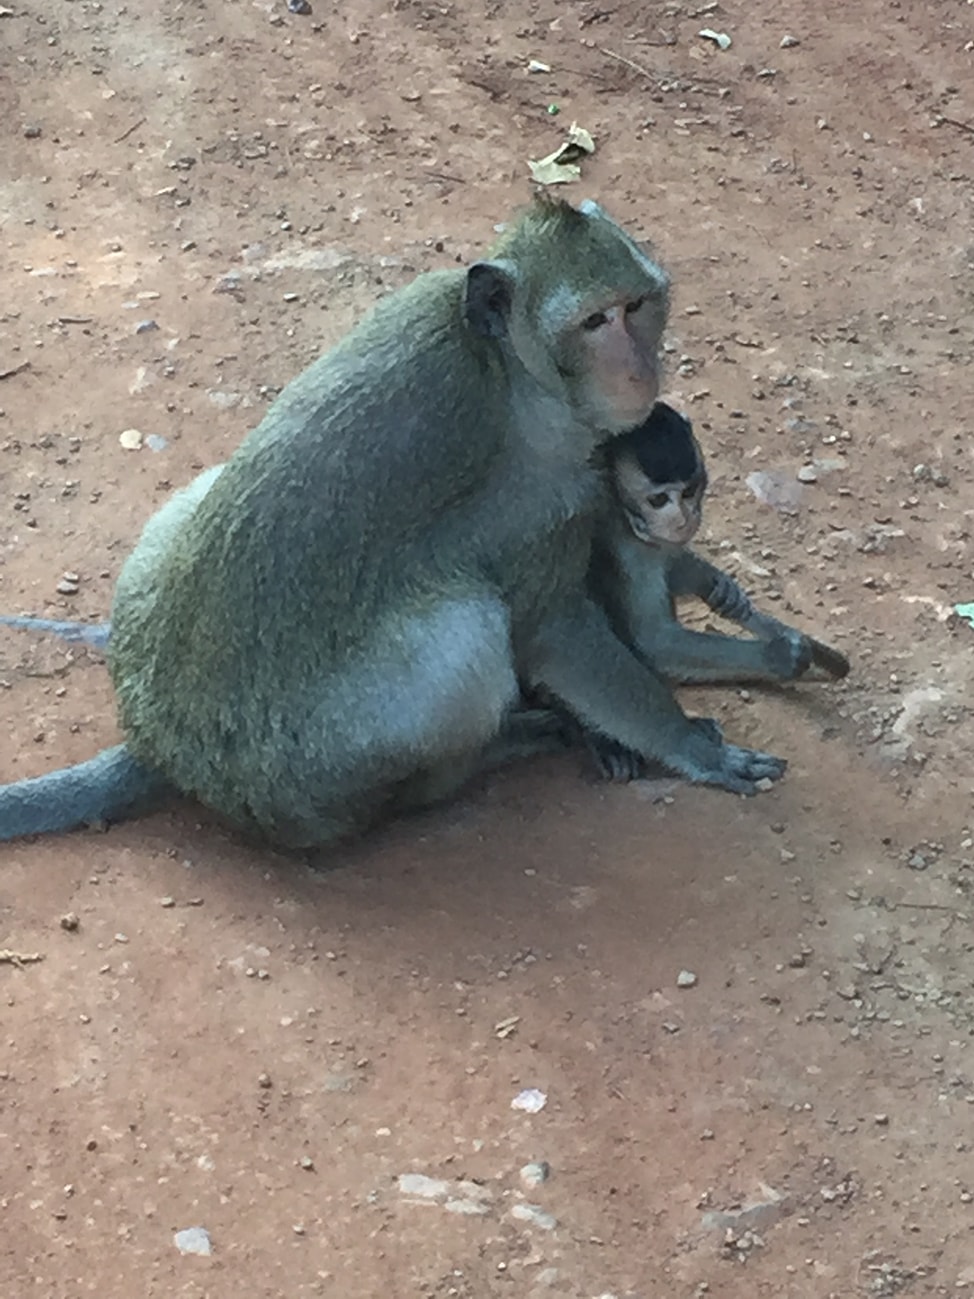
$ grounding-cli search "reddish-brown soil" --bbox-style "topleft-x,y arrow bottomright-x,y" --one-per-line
3,1 -> 974,1295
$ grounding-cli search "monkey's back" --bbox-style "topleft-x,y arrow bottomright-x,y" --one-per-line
107,270 -> 597,841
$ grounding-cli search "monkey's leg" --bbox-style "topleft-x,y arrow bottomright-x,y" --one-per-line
250,595 -> 528,846
612,547 -> 811,684
0,615 -> 112,650
527,596 -> 787,797
642,623 -> 813,685
391,708 -> 575,813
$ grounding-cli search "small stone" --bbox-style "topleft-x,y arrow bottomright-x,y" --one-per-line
56,573 -> 80,595
874,1113 -> 889,1126
299,1156 -> 314,1170
257,1072 -> 273,1088
511,1088 -> 547,1113
398,1173 -> 449,1199
60,912 -> 80,932
677,969 -> 698,989
519,1160 -> 551,1190
796,465 -> 818,483
283,292 -> 300,302
160,896 -> 176,908
510,1202 -> 557,1231
908,852 -> 928,871
174,1226 -> 212,1256
135,319 -> 159,334
779,34 -> 800,48
23,123 -> 42,139
292,1223 -> 305,1235
119,428 -> 143,450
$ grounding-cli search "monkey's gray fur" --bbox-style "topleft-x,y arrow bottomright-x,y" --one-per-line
0,196 -> 789,846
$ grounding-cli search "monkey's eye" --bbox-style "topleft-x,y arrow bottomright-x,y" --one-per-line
647,492 -> 669,510
582,310 -> 609,331
681,485 -> 700,501
624,295 -> 647,315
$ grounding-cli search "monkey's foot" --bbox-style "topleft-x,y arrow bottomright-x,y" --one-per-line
677,716 -> 786,796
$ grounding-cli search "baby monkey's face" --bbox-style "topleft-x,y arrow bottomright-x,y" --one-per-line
612,451 -> 706,548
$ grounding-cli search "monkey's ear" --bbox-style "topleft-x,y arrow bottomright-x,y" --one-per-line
464,261 -> 515,339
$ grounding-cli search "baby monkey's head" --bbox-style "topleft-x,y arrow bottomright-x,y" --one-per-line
609,401 -> 706,547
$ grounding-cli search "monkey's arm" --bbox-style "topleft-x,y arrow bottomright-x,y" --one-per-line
0,615 -> 112,651
604,537 -> 809,685
666,550 -> 850,680
524,595 -> 786,796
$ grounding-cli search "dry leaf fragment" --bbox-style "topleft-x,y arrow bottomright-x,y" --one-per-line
494,1015 -> 520,1039
527,122 -> 596,185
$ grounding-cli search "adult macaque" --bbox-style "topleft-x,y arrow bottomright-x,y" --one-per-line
0,196 -> 788,847
579,401 -> 848,779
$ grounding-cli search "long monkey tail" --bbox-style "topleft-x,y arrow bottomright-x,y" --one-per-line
0,744 -> 174,842
0,615 -> 112,650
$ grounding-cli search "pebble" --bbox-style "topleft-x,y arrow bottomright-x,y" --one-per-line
60,912 -> 80,932
519,1160 -> 551,1189
511,1087 -> 547,1113
174,1226 -> 212,1256
23,123 -> 42,139
510,1202 -> 557,1231
135,319 -> 159,334
56,572 -> 80,595
677,969 -> 698,989
796,465 -> 818,483
780,34 -> 800,48
398,1173 -> 449,1199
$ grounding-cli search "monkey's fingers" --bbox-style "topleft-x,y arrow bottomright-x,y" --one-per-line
676,718 -> 787,795
807,637 -> 850,680
586,735 -> 647,782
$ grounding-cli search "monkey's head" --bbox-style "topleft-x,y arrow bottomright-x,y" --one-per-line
609,401 -> 707,547
463,196 -> 670,436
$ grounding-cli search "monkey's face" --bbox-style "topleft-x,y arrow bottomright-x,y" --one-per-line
614,454 -> 705,548
479,197 -> 671,435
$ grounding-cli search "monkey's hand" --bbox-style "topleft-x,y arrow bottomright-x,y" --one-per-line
762,628 -> 814,681
585,733 -> 646,783
678,716 -> 787,795
807,637 -> 850,680
708,572 -> 754,624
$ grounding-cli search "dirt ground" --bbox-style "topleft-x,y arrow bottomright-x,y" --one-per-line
2,0 -> 974,1294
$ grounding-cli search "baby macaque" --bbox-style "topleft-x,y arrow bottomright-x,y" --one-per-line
581,401 -> 848,779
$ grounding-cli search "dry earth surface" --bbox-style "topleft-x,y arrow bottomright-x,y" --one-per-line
2,0 -> 974,1295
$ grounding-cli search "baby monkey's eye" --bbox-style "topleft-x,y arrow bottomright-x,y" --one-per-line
582,310 -> 609,331
681,485 -> 699,500
624,295 -> 647,315
647,492 -> 669,509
